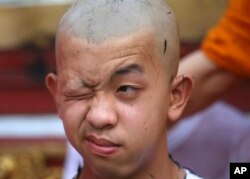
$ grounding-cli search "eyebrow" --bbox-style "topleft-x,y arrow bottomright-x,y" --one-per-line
113,64 -> 144,77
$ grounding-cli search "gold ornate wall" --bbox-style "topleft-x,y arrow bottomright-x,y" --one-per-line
0,140 -> 66,179
0,3 -> 70,50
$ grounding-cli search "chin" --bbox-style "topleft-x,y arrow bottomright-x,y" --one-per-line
91,162 -> 134,179
95,168 -> 126,179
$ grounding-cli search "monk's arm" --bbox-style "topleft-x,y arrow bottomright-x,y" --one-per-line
178,49 -> 243,117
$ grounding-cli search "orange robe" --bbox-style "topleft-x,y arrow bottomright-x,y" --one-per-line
202,0 -> 250,77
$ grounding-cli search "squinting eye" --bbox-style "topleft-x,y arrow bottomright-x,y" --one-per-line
116,85 -> 139,100
117,85 -> 135,93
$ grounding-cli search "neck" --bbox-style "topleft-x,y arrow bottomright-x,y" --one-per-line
79,143 -> 185,179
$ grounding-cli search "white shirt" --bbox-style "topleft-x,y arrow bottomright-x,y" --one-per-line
184,169 -> 203,179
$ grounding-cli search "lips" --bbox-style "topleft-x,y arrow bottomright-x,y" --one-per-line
86,135 -> 120,155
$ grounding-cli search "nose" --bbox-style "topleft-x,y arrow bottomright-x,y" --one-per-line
85,95 -> 118,129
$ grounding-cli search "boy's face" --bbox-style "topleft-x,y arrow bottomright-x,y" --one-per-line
51,32 -> 173,177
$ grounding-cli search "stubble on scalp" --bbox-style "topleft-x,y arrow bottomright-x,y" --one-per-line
56,0 -> 180,76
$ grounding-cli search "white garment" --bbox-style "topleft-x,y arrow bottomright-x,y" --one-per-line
63,143 -> 83,179
184,169 -> 202,179
168,102 -> 250,179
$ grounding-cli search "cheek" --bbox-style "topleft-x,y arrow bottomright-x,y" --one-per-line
58,101 -> 89,139
122,91 -> 168,138
119,100 -> 165,141
119,104 -> 166,165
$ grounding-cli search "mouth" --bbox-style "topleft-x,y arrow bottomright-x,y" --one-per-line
85,135 -> 120,155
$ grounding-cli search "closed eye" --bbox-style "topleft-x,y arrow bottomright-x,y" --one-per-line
64,93 -> 94,101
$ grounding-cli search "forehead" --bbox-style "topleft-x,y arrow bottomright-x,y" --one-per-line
56,30 -> 162,70
55,31 -> 169,88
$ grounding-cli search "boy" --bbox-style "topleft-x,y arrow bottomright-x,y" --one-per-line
46,0 -> 199,178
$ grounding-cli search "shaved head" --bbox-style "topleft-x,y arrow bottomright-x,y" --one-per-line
56,0 -> 180,75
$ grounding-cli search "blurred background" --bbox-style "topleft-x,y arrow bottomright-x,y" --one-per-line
0,0 -> 249,178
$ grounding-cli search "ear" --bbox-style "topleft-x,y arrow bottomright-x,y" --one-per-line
168,75 -> 193,121
45,73 -> 59,108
